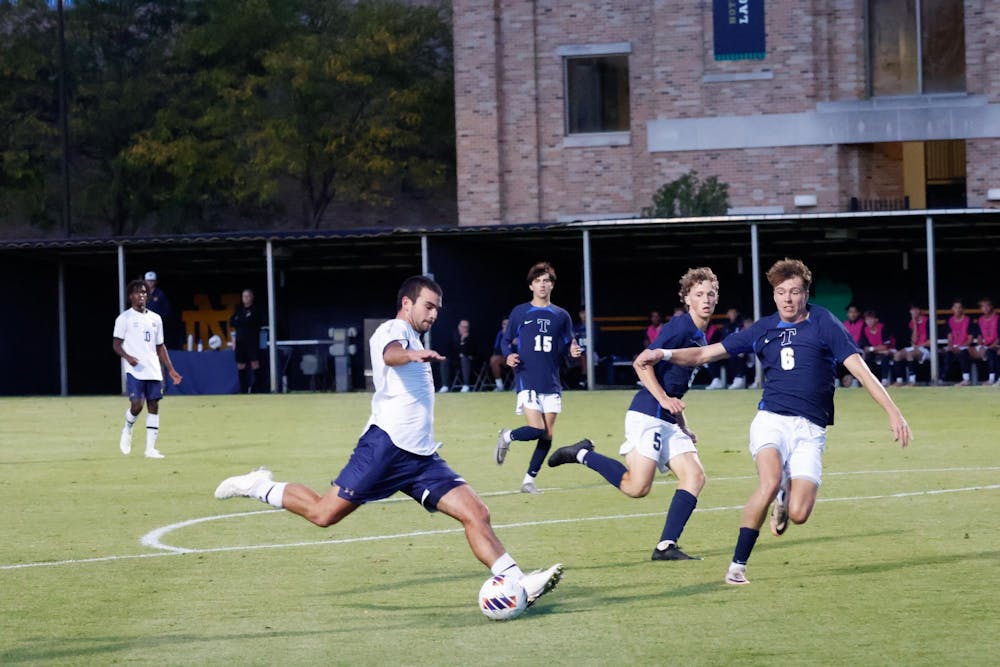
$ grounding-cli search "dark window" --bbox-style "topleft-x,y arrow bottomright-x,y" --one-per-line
564,55 -> 630,134
869,0 -> 965,96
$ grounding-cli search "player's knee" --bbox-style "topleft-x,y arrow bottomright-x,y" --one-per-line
620,478 -> 651,498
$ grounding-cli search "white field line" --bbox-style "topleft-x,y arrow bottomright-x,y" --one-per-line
2,468 -> 997,571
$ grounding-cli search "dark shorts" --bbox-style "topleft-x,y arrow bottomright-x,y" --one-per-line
126,374 -> 164,402
235,342 -> 260,364
334,425 -> 466,512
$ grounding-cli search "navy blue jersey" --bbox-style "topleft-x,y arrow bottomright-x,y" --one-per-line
502,302 -> 576,394
628,312 -> 707,424
722,304 -> 861,427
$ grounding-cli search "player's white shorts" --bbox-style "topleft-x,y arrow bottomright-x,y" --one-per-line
515,390 -> 562,415
618,410 -> 697,474
903,345 -> 930,363
748,410 -> 826,486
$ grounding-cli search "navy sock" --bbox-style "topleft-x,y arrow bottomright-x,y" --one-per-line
527,438 -> 551,477
660,489 -> 698,543
581,450 -> 626,488
732,527 -> 760,565
511,426 -> 545,441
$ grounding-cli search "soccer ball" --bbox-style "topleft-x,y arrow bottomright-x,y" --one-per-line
478,574 -> 527,621
208,334 -> 223,350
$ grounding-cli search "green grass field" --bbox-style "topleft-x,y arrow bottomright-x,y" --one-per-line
2,387 -> 998,665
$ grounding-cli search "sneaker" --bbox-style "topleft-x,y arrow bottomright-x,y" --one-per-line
727,376 -> 746,390
119,428 -> 132,455
651,543 -> 702,561
460,385 -> 471,393
747,381 -> 759,390
438,386 -> 450,393
880,377 -> 890,387
956,379 -> 971,386
547,439 -> 594,467
706,377 -> 725,390
494,429 -> 512,465
144,449 -> 165,459
521,563 -> 563,606
214,466 -> 273,499
770,487 -> 789,537
521,481 -> 541,494
725,564 -> 750,585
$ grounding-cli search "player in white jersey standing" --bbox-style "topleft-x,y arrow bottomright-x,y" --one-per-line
213,275 -> 563,611
112,279 -> 183,459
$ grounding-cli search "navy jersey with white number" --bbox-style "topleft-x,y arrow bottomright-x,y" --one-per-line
502,302 -> 576,395
628,312 -> 707,424
722,304 -> 860,427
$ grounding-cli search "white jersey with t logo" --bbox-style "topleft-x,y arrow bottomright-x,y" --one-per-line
113,308 -> 165,381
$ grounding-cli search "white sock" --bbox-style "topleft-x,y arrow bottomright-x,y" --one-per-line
124,409 -> 137,430
495,378 -> 503,389
576,448 -> 589,463
522,473 -> 535,485
490,552 -> 524,579
656,540 -> 676,551
145,413 -> 159,451
253,480 -> 286,508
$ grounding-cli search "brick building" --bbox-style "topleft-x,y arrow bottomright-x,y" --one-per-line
453,0 -> 1000,226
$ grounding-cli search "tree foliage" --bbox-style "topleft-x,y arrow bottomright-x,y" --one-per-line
641,170 -> 730,218
0,0 -> 455,236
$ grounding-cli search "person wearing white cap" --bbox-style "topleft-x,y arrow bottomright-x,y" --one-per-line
143,271 -> 171,320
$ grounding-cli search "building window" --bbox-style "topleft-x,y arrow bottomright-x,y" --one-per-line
868,0 -> 965,96
564,54 -> 630,135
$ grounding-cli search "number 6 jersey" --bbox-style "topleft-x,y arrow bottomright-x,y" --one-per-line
722,304 -> 860,427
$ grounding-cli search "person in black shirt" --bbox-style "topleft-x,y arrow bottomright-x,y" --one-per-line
230,288 -> 265,393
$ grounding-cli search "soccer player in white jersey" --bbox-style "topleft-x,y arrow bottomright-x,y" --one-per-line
112,279 -> 183,459
635,258 -> 912,585
214,276 -> 562,611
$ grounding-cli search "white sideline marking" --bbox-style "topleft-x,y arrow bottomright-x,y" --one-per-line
2,474 -> 997,571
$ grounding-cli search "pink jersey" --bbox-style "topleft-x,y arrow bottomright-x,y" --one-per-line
862,322 -> 894,349
843,318 -> 864,344
978,313 -> 998,346
948,316 -> 972,346
908,316 -> 929,347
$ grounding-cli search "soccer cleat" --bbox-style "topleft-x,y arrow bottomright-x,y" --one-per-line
521,563 -> 563,606
214,466 -> 273,499
144,448 -> 165,459
770,487 -> 789,537
706,377 -> 725,390
725,564 -> 750,585
546,439 -> 594,467
727,376 -> 746,390
494,429 -> 512,465
651,543 -> 702,561
119,428 -> 132,455
521,481 -> 541,495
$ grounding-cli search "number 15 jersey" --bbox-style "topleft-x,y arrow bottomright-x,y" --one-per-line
722,304 -> 860,427
501,302 -> 576,395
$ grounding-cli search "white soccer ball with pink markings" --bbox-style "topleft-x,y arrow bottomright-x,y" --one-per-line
478,573 -> 527,621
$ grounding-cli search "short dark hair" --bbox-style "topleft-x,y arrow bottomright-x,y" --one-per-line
397,275 -> 442,310
126,279 -> 147,298
527,261 -> 556,284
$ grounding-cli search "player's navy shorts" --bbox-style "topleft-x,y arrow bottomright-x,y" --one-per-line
333,425 -> 466,512
126,374 -> 164,401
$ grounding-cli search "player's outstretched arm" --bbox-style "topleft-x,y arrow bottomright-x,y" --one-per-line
843,353 -> 912,448
383,341 -> 445,366
634,342 -> 729,369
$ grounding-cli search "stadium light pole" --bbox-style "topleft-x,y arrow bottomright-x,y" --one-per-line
57,0 -> 72,237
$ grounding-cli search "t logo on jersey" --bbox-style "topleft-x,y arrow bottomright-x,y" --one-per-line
779,329 -> 797,345
536,318 -> 551,333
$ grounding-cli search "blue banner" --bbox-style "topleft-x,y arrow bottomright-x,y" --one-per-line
713,0 -> 766,61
